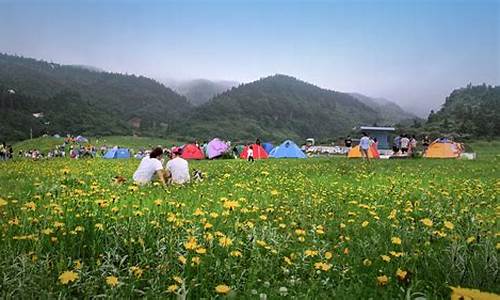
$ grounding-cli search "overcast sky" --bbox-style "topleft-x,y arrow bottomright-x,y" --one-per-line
1,0 -> 498,117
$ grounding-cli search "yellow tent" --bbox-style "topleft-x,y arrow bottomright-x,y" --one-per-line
348,145 -> 380,158
424,141 -> 462,158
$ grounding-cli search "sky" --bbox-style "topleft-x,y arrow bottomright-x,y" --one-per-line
0,0 -> 499,117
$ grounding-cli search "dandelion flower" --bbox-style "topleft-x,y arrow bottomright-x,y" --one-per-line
106,276 -> 119,287
219,236 -> 233,247
377,275 -> 389,286
167,284 -> 179,293
421,218 -> 433,227
396,268 -> 408,281
58,271 -> 78,284
215,284 -> 231,294
391,237 -> 402,245
444,221 -> 454,230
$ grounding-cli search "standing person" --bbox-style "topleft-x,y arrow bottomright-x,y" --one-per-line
392,135 -> 401,154
133,147 -> 168,186
422,135 -> 431,154
359,132 -> 371,161
400,135 -> 410,155
409,135 -> 418,156
344,136 -> 352,148
247,145 -> 254,162
166,148 -> 190,185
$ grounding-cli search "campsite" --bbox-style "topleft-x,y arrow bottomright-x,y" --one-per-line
1,0 -> 499,298
0,138 -> 498,298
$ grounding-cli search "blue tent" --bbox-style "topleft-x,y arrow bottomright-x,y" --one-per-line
270,140 -> 306,158
103,148 -> 130,159
262,142 -> 274,154
269,147 -> 278,156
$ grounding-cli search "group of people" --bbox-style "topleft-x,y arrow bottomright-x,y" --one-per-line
0,142 -> 13,160
133,147 -> 190,186
392,134 -> 418,156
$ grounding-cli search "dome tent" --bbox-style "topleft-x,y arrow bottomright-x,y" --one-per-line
181,144 -> 205,160
103,148 -> 130,159
424,140 -> 463,158
240,144 -> 268,159
270,140 -> 306,158
207,138 -> 229,159
347,145 -> 380,159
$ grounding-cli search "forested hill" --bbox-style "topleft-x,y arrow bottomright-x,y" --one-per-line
171,75 -> 380,141
426,84 -> 500,137
0,53 -> 191,141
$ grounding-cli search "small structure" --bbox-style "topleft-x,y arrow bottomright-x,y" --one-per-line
359,126 -> 395,150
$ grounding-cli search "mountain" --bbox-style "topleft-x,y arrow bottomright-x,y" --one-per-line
0,53 -> 192,141
425,84 -> 500,137
349,93 -> 418,124
172,74 -> 380,141
165,79 -> 238,106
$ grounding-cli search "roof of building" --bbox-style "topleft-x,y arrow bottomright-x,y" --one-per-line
360,126 -> 396,131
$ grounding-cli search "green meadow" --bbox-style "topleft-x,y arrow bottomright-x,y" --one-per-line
0,141 -> 498,299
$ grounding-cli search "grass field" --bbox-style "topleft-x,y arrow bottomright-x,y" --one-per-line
0,142 -> 498,298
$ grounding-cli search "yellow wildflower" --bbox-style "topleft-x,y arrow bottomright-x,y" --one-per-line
58,271 -> 78,284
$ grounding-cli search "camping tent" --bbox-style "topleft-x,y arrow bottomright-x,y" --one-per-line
240,144 -> 269,159
103,148 -> 130,159
269,147 -> 278,157
182,144 -> 205,160
262,143 -> 274,154
75,135 -> 88,143
424,141 -> 463,158
347,145 -> 380,159
207,138 -> 229,159
270,140 -> 306,158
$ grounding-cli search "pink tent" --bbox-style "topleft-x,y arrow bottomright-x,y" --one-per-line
207,138 -> 229,159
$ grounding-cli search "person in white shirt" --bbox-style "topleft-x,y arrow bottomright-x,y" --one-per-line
133,147 -> 167,186
166,148 -> 190,185
400,135 -> 410,154
247,145 -> 254,162
359,132 -> 371,161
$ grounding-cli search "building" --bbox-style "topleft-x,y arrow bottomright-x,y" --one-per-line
359,126 -> 396,150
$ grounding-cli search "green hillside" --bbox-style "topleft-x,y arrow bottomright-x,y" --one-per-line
0,53 -> 192,141
425,84 -> 500,137
174,75 -> 380,141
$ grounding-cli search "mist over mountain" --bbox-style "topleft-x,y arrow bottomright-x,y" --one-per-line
349,93 -> 418,124
163,79 -> 239,106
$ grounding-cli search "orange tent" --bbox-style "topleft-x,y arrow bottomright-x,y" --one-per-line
240,144 -> 269,159
347,145 -> 380,159
181,144 -> 205,160
423,141 -> 462,158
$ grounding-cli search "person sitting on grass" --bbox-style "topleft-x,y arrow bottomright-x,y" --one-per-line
133,147 -> 167,186
166,148 -> 190,185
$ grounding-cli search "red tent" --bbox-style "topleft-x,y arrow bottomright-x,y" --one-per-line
181,144 -> 205,160
240,144 -> 269,159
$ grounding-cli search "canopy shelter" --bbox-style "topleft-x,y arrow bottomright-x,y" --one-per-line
270,140 -> 306,158
359,126 -> 395,150
347,145 -> 380,159
207,138 -> 229,159
240,144 -> 268,159
103,148 -> 130,159
182,144 -> 205,160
